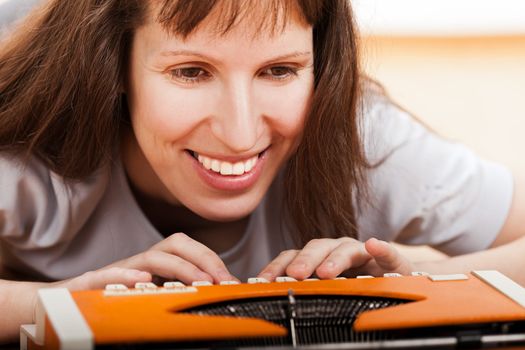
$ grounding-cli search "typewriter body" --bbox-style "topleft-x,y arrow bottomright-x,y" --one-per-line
20,270 -> 525,349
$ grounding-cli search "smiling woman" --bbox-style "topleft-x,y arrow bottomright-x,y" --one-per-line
123,4 -> 315,222
0,0 -> 524,344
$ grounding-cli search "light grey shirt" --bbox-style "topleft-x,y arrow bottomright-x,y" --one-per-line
0,97 -> 513,281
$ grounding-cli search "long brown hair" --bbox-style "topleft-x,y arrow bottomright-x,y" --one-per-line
0,0 -> 366,246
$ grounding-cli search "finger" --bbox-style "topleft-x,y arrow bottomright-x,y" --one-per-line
62,267 -> 152,291
339,259 -> 383,278
134,250 -> 214,284
315,241 -> 372,279
364,238 -> 408,273
258,250 -> 300,281
153,232 -> 236,283
285,239 -> 342,280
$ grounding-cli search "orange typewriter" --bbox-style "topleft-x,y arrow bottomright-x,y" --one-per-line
20,270 -> 525,350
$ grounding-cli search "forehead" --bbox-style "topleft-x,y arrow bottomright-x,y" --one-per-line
134,17 -> 313,67
146,0 -> 311,41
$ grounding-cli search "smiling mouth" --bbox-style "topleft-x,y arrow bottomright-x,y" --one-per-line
186,148 -> 268,176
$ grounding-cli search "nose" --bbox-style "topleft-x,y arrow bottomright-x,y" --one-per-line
212,79 -> 259,153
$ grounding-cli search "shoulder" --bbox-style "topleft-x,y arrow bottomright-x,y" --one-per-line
0,152 -> 110,243
356,89 -> 513,255
0,152 -> 53,202
359,86 -> 427,164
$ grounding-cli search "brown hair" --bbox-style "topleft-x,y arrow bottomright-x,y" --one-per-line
0,0 -> 366,246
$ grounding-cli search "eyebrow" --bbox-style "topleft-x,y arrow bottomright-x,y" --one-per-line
158,50 -> 312,64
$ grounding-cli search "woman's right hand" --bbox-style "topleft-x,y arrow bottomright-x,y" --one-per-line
1,232 -> 234,343
99,232 -> 237,285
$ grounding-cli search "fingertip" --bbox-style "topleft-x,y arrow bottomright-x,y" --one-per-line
315,266 -> 338,280
212,269 -> 236,284
125,269 -> 152,281
258,272 -> 274,282
285,264 -> 310,281
364,238 -> 388,256
197,271 -> 214,283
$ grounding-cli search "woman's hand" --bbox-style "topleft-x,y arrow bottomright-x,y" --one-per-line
258,237 -> 414,281
102,232 -> 237,285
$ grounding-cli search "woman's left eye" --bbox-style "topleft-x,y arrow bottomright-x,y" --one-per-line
260,66 -> 299,81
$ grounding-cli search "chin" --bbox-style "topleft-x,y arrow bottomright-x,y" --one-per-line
200,208 -> 256,223
191,199 -> 259,223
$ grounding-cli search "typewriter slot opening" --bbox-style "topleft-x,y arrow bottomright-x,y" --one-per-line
180,294 -> 409,346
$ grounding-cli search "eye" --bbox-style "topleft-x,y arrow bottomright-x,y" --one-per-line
260,66 -> 299,81
169,67 -> 212,84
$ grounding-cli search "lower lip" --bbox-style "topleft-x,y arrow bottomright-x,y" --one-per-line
188,150 -> 268,192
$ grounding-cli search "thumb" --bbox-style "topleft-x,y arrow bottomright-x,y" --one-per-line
59,267 -> 152,291
364,238 -> 409,273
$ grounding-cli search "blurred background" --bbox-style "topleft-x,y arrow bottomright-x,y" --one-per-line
353,0 -> 525,260
353,0 -> 525,176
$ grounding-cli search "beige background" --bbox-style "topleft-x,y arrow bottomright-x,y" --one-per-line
361,35 -> 525,260
362,36 -> 525,174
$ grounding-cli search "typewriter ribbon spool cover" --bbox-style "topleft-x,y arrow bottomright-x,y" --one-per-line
19,270 -> 525,349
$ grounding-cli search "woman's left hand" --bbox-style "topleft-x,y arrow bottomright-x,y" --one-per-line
258,237 -> 414,281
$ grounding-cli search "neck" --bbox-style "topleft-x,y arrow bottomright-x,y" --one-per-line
129,180 -> 250,253
120,129 -> 249,254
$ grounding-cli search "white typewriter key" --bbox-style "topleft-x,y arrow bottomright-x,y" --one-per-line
247,277 -> 270,284
104,284 -> 130,296
163,281 -> 186,288
158,286 -> 198,294
383,273 -> 402,277
334,277 -> 347,280
134,282 -> 157,289
105,284 -> 128,291
411,271 -> 430,276
356,275 -> 374,279
219,280 -> 240,285
192,280 -> 213,287
428,274 -> 469,282
304,278 -> 320,281
275,276 -> 298,282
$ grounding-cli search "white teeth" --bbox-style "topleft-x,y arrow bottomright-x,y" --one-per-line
211,159 -> 220,172
232,162 -> 244,175
194,152 -> 259,176
220,162 -> 233,175
245,159 -> 254,172
203,157 -> 211,170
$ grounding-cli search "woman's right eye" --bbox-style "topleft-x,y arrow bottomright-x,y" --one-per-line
169,67 -> 212,84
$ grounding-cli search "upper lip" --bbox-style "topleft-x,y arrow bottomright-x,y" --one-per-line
187,146 -> 269,163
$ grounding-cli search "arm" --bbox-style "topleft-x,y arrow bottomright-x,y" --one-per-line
0,268 -> 155,344
0,280 -> 45,343
259,175 -> 525,285
0,232 -> 239,344
414,173 -> 525,284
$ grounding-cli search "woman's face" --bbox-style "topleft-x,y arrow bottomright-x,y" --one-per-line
126,10 -> 314,222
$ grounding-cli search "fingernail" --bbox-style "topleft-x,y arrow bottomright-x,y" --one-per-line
197,272 -> 213,282
324,261 -> 336,269
127,270 -> 150,279
217,270 -> 232,281
259,272 -> 273,281
291,263 -> 307,271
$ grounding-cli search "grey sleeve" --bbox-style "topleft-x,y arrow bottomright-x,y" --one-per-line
0,154 -> 69,248
0,154 -> 106,250
357,97 -> 513,256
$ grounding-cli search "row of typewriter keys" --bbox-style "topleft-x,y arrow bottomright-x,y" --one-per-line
103,272 -> 468,296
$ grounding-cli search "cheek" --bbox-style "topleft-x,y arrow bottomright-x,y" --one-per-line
256,81 -> 312,138
129,75 -> 214,143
